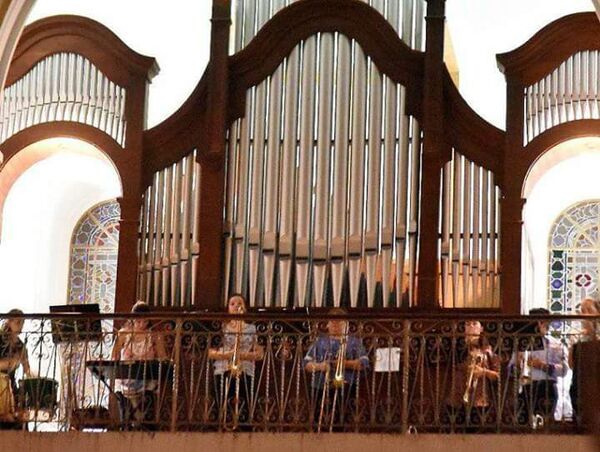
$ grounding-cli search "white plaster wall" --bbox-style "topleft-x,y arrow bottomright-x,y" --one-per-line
0,138 -> 121,313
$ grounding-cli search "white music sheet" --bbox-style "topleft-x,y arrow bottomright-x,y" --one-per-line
374,347 -> 401,372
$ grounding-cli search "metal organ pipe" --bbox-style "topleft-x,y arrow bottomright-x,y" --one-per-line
170,161 -> 183,304
461,158 -> 472,306
395,88 -> 410,308
313,32 -> 334,308
365,38 -> 383,308
278,46 -> 300,308
296,35 -> 317,308
348,41 -> 367,308
451,152 -> 462,307
262,63 -> 283,308
330,33 -> 352,308
440,162 -> 451,306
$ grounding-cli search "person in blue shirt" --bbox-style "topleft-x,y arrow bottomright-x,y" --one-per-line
304,308 -> 369,430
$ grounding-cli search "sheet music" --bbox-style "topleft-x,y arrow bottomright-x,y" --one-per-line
375,347 -> 401,372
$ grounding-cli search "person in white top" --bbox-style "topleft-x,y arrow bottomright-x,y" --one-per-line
208,294 -> 263,428
515,308 -> 568,427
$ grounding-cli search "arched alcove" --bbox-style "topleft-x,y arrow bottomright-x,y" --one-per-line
0,137 -> 121,313
522,137 -> 600,312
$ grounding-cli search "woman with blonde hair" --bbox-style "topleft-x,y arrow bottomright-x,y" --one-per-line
569,297 -> 599,425
0,309 -> 31,429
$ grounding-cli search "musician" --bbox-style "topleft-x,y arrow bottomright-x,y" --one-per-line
569,298 -> 599,425
304,308 -> 369,430
111,301 -> 167,429
514,308 -> 569,427
0,309 -> 31,429
208,294 -> 263,428
445,320 -> 499,430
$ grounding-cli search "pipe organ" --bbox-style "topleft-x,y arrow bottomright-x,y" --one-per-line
524,50 -> 600,145
439,150 -> 500,308
0,52 -> 127,146
138,150 -> 202,307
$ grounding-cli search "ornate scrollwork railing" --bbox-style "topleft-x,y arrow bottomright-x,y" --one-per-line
0,312 -> 596,433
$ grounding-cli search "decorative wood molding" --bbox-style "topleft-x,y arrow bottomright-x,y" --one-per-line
519,119 -> 600,191
496,12 -> 600,86
0,121 -> 125,173
7,14 -> 158,87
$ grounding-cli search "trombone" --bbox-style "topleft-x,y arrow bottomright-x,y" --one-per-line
222,305 -> 244,428
317,321 -> 349,432
228,305 -> 244,377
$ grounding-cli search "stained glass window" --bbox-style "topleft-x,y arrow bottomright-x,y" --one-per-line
67,200 -> 120,313
548,200 -> 600,314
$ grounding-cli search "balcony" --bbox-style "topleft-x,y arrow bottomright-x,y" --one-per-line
0,312 -> 597,435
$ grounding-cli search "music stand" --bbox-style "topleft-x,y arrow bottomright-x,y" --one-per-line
86,360 -> 173,388
49,304 -> 103,344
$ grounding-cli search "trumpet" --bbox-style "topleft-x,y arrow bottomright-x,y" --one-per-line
463,350 -> 484,404
228,305 -> 244,377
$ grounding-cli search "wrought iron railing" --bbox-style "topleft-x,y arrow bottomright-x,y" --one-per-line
0,312 -> 597,433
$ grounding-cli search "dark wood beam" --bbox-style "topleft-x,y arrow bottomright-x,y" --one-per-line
417,0 -> 446,310
194,0 -> 231,311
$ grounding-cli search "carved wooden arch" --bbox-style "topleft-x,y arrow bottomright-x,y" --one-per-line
0,121 -> 125,189
517,119 -> 600,196
0,122 -> 126,298
497,12 -> 600,85
228,0 -> 424,122
442,69 -> 505,183
7,14 -> 158,87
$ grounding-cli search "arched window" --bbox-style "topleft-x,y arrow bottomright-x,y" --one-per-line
548,200 -> 600,313
68,200 -> 121,313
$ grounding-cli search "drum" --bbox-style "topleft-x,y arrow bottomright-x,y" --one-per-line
18,377 -> 58,420
0,373 -> 15,419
